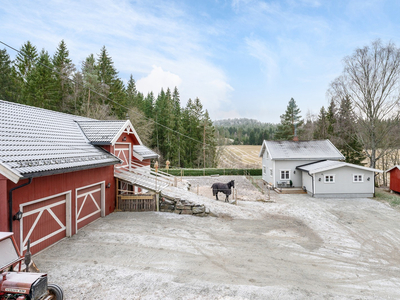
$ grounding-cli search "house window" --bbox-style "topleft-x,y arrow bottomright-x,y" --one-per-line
270,168 -> 273,176
263,166 -> 266,174
353,174 -> 363,182
324,175 -> 335,183
280,170 -> 290,180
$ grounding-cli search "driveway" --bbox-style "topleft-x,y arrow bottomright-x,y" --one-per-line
34,178 -> 400,299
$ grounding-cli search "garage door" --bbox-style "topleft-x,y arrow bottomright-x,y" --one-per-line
76,182 -> 105,232
20,192 -> 71,253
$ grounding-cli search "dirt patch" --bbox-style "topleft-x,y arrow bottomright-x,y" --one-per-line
34,176 -> 400,299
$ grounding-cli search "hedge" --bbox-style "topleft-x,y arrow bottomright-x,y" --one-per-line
160,168 -> 262,176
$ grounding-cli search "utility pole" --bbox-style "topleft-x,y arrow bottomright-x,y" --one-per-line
203,121 -> 206,169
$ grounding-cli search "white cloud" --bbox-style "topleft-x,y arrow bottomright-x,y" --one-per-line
136,66 -> 182,96
245,37 -> 279,83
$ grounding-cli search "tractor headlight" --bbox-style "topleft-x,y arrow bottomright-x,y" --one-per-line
30,275 -> 47,300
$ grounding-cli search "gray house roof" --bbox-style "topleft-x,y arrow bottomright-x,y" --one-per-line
296,160 -> 382,174
259,140 -> 345,161
77,120 -> 142,145
133,145 -> 159,160
0,100 -> 121,183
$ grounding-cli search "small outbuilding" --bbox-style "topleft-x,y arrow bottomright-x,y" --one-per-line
296,160 -> 382,198
386,166 -> 400,193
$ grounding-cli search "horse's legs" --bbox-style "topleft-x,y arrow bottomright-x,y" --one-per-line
215,192 -> 219,201
225,195 -> 229,202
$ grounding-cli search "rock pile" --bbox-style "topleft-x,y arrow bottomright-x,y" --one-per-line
159,196 -> 210,217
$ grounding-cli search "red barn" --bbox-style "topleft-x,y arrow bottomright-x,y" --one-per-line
386,165 -> 400,193
0,100 -> 158,254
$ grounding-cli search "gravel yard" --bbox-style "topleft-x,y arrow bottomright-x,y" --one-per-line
34,176 -> 400,299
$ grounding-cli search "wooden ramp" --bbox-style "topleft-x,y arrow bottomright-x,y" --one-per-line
275,187 -> 307,194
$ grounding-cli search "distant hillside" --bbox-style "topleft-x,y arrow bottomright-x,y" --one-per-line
213,118 -> 277,145
213,118 -> 274,127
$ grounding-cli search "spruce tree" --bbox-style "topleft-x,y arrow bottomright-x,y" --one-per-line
25,49 -> 57,109
275,98 -> 304,140
0,49 -> 18,102
336,96 -> 366,165
96,46 -> 126,118
53,40 -> 75,113
313,106 -> 328,139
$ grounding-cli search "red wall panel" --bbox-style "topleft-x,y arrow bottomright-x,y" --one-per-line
389,168 -> 400,193
3,166 -> 116,251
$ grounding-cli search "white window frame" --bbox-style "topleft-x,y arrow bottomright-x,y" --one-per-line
269,168 -> 273,177
324,174 -> 335,183
353,174 -> 363,182
263,166 -> 266,174
280,170 -> 290,180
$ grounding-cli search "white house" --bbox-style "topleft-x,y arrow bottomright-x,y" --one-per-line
259,140 -> 345,188
296,160 -> 382,198
259,140 -> 382,198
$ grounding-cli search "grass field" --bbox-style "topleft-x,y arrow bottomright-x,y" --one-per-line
217,145 -> 262,169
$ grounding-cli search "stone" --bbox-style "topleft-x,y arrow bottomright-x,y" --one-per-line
192,206 -> 205,214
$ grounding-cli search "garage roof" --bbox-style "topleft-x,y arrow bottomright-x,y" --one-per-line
296,160 -> 383,174
0,100 -> 121,183
259,140 -> 345,161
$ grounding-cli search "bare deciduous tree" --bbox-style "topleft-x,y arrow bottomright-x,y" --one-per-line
329,40 -> 400,168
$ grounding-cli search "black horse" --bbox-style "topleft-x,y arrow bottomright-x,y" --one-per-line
211,180 -> 235,202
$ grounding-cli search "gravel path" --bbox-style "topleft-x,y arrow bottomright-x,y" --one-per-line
34,176 -> 400,299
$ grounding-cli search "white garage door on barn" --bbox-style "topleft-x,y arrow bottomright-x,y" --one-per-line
19,191 -> 72,254
75,182 -> 105,232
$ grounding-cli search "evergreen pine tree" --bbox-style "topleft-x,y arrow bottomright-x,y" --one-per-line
52,40 -> 75,113
96,46 -> 126,118
275,98 -> 304,140
25,49 -> 57,109
0,49 -> 18,102
336,96 -> 366,165
313,106 -> 328,139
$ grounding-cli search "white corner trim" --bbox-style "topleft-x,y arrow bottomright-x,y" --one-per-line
0,164 -> 22,183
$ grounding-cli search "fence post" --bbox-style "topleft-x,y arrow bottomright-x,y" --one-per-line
156,193 -> 159,212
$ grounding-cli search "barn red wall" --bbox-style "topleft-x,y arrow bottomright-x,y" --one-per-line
0,174 -> 8,232
3,166 -> 116,249
389,168 -> 400,193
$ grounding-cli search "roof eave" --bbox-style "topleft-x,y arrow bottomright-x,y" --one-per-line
0,164 -> 22,183
19,160 -> 120,179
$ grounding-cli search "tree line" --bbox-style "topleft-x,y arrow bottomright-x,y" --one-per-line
275,40 -> 400,177
214,118 -> 277,145
0,40 -> 216,168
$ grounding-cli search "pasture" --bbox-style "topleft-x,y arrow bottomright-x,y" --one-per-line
217,145 -> 262,169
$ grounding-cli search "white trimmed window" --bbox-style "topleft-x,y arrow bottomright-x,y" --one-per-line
270,168 -> 273,176
353,174 -> 363,182
263,166 -> 266,174
280,170 -> 290,180
324,174 -> 335,183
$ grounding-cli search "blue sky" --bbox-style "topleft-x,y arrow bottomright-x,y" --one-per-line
1,0 -> 400,123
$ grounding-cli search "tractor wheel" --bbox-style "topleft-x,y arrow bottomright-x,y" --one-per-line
47,283 -> 64,300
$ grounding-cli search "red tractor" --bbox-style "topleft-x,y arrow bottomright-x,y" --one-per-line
0,232 -> 63,299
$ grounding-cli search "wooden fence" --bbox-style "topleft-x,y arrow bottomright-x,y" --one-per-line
117,194 -> 156,212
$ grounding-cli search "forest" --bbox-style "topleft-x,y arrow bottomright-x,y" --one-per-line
0,40 -> 216,169
2,39 -> 400,177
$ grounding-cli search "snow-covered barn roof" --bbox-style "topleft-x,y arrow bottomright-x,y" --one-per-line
0,100 -> 121,183
132,145 -> 159,161
259,140 -> 345,161
296,160 -> 383,174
